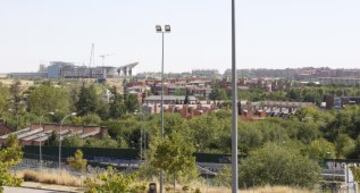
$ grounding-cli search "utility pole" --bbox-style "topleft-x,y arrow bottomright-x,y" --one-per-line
231,0 -> 239,193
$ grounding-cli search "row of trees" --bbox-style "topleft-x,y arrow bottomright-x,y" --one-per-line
0,81 -> 139,129
210,83 -> 360,105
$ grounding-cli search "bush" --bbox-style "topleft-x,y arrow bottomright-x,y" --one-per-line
85,167 -> 145,193
213,166 -> 231,187
0,135 -> 23,193
239,143 -> 320,188
67,149 -> 87,172
306,138 -> 336,160
351,167 -> 360,182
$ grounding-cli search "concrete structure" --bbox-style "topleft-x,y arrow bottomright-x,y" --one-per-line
47,61 -> 73,78
7,72 -> 47,79
144,95 -> 197,105
240,100 -> 315,119
143,101 -> 217,118
321,160 -> 358,193
324,95 -> 360,109
0,124 -> 107,146
8,62 -> 138,80
318,77 -> 360,86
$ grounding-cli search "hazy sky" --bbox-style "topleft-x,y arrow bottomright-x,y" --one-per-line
1,0 -> 360,74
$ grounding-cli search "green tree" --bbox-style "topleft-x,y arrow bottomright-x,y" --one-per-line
84,136 -> 118,148
62,135 -> 84,147
9,81 -> 25,129
0,135 -> 23,193
209,86 -> 228,101
184,90 -> 190,104
173,88 -> 186,96
67,149 -> 88,172
28,84 -> 71,115
149,132 -> 198,187
0,84 -> 10,117
239,143 -> 320,188
188,114 -> 225,152
109,92 -> 126,119
306,138 -> 336,160
47,131 -> 59,146
335,134 -> 356,158
71,113 -> 102,126
76,84 -> 101,116
125,94 -> 139,113
286,88 -> 302,101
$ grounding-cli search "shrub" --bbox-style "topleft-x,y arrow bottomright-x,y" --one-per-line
67,149 -> 87,172
239,143 -> 320,188
0,135 -> 23,193
85,167 -> 145,193
213,166 -> 231,187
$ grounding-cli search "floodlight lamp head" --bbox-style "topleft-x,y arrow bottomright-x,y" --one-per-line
165,25 -> 171,33
155,25 -> 162,33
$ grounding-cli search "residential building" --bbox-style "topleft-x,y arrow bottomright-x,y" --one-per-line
144,95 -> 198,105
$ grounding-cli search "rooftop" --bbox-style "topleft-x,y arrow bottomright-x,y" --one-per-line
145,95 -> 197,101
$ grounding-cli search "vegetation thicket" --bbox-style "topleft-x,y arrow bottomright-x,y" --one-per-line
0,135 -> 23,193
3,80 -> 360,190
84,167 -> 146,193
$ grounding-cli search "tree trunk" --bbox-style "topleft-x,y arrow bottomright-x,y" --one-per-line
173,174 -> 176,193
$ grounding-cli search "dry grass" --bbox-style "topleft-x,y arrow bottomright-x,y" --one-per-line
198,186 -> 314,193
182,184 -> 314,193
240,186 -> 314,193
17,169 -> 83,187
15,171 -> 315,193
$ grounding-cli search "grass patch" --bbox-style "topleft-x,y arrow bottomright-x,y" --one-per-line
17,169 -> 82,187
15,171 -> 315,193
240,186 -> 314,193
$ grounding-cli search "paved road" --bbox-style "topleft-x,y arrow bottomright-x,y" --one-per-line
4,187 -> 67,193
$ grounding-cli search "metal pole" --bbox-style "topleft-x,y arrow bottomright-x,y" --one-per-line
161,31 -> 165,137
140,117 -> 143,160
231,0 -> 239,193
138,107 -> 144,160
140,105 -> 145,160
39,115 -> 43,170
160,31 -> 165,193
58,114 -> 71,171
59,119 -> 63,171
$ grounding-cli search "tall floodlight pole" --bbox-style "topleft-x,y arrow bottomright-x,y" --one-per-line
231,0 -> 239,193
156,24 -> 171,193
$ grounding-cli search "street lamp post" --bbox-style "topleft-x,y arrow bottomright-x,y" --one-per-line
52,112 -> 76,171
39,114 -> 44,170
231,0 -> 239,193
156,24 -> 171,193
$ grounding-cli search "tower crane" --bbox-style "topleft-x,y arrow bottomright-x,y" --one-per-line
99,53 -> 115,66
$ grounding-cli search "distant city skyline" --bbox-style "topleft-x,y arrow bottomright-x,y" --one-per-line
1,0 -> 360,74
